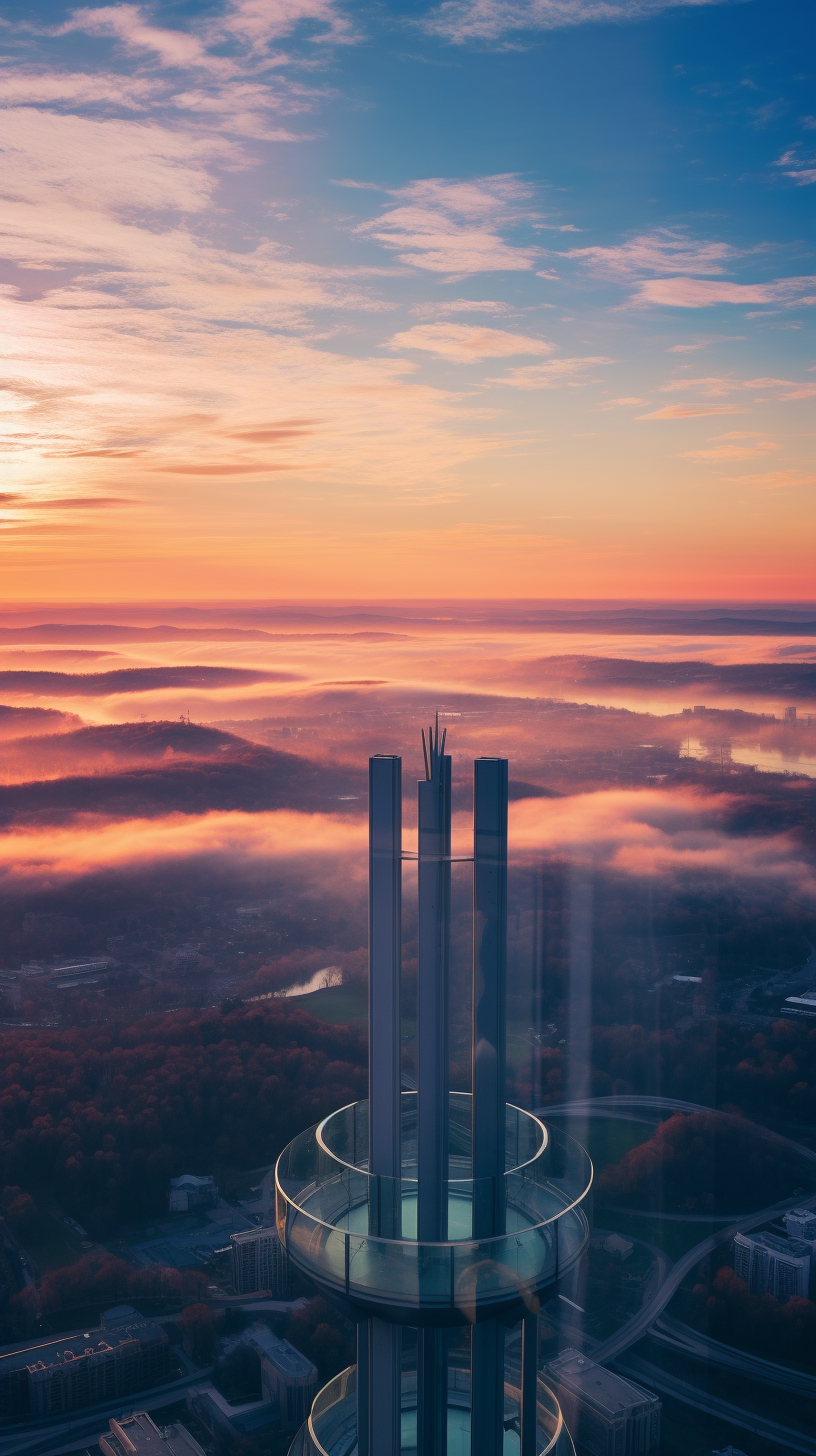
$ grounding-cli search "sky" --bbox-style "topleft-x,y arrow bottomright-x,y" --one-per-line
1,0 -> 814,600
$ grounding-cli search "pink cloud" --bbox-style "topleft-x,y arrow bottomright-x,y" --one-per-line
488,355 -> 611,388
679,433 -> 780,461
354,175 -> 540,275
637,403 -> 744,419
0,809 -> 367,888
633,276 -> 816,307
411,298 -> 516,318
424,0 -> 733,44
564,228 -> 735,278
722,469 -> 815,489
388,322 -> 554,361
61,5 -> 222,73
0,70 -> 162,109
0,790 -> 811,903
659,375 -> 816,400
508,788 -> 816,898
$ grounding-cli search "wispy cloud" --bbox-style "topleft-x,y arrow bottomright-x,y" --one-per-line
411,298 -> 517,318
388,321 -> 553,361
0,809 -> 367,888
1,790 -> 811,902
509,788 -> 816,898
722,469 -> 816,489
560,229 -> 816,310
637,403 -> 744,419
563,228 -> 735,278
774,147 -> 816,186
633,276 -> 816,308
0,70 -> 163,110
423,0 -> 732,46
660,375 -> 816,399
354,175 -> 540,275
60,1 -> 353,68
59,5 -> 224,73
489,355 -> 611,388
678,433 -> 780,461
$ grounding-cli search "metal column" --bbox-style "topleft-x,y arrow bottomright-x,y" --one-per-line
417,720 -> 451,1456
520,1311 -> 538,1456
471,757 -> 508,1456
366,755 -> 403,1455
417,724 -> 451,1242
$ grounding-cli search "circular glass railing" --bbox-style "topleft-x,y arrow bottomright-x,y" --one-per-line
287,1364 -> 575,1456
275,1095 -> 592,1321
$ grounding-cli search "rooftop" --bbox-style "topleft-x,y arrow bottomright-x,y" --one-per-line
547,1349 -> 659,1419
100,1413 -> 205,1456
737,1231 -> 813,1260
231,1225 -> 279,1245
0,1317 -> 165,1375
102,1305 -> 140,1327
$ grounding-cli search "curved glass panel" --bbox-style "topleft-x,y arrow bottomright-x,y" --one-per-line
275,1099 -> 592,1318
289,1364 -> 575,1456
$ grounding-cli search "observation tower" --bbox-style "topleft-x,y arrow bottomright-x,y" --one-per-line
277,724 -> 592,1456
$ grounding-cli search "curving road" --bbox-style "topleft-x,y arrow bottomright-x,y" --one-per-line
3,1366 -> 214,1456
651,1312 -> 816,1399
537,1095 -> 816,1366
616,1350 -> 816,1456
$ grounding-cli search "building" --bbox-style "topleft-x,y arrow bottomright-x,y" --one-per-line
783,994 -> 816,1018
212,1323 -> 318,1432
545,1349 -> 661,1456
733,1231 -> 811,1299
230,1225 -> 291,1297
186,1380 -> 280,1450
0,1314 -> 170,1419
602,1234 -> 633,1260
253,1329 -> 318,1428
169,1174 -> 218,1213
784,706 -> 797,723
100,1412 -> 206,1456
784,1207 -> 816,1240
274,728 -> 593,1455
130,1205 -> 252,1271
101,1304 -> 141,1328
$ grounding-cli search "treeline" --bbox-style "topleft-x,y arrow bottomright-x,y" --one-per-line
0,1001 -> 366,1236
596,1110 -> 810,1214
520,1017 -> 816,1126
6,1251 -> 209,1339
692,1264 -> 816,1367
2,1004 -> 815,1244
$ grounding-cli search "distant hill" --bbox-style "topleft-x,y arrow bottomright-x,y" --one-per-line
0,739 -> 365,824
0,665 -> 299,697
0,704 -> 81,739
5,719 -> 248,774
534,656 -> 816,698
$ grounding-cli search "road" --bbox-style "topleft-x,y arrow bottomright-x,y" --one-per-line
2,1367 -> 214,1456
539,1096 -> 816,1378
616,1350 -> 816,1456
651,1312 -> 816,1399
205,1295 -> 307,1313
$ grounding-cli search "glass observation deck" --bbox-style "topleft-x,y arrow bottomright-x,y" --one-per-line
288,1364 -> 576,1456
275,1093 -> 592,1324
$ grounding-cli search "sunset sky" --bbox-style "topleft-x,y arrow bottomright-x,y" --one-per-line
1,0 -> 813,599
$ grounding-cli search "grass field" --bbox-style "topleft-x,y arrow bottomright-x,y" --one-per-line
293,983 -> 367,1024
597,1207 -> 720,1261
22,1212 -> 86,1274
543,1113 -> 654,1178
